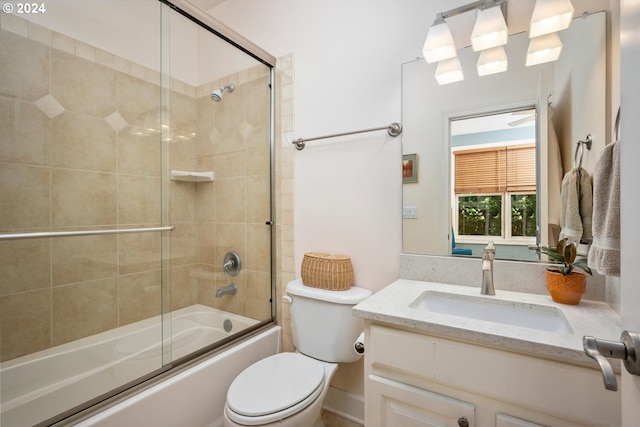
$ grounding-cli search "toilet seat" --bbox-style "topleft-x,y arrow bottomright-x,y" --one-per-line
225,353 -> 326,425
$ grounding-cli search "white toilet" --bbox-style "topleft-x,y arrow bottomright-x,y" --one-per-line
223,279 -> 371,427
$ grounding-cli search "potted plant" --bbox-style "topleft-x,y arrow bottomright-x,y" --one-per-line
541,238 -> 592,305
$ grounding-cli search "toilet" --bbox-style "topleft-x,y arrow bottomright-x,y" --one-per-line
223,279 -> 371,427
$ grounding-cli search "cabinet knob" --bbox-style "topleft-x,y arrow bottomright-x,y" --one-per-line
458,416 -> 469,427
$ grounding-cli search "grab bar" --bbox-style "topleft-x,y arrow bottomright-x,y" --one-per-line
0,226 -> 174,241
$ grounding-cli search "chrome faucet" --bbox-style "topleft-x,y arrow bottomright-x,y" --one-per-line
481,242 -> 496,295
216,283 -> 238,298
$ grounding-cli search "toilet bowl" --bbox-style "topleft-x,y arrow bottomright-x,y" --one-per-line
223,352 -> 337,427
223,280 -> 371,427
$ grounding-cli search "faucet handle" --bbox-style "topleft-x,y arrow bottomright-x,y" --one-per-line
583,331 -> 640,391
483,241 -> 496,259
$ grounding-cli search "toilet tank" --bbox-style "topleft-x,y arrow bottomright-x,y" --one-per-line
286,279 -> 371,363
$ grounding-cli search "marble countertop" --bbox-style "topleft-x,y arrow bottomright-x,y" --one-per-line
353,279 -> 622,370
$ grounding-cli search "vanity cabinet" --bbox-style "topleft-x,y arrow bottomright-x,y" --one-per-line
364,323 -> 621,427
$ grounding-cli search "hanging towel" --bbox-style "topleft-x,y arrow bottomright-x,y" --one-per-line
588,140 -> 620,276
559,167 -> 593,244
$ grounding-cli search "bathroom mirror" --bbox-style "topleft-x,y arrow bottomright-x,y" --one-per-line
402,11 -> 606,261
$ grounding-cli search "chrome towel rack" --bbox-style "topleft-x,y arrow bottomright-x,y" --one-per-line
292,122 -> 402,151
574,134 -> 592,170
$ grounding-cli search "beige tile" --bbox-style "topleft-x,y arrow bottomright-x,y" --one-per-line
212,151 -> 245,179
117,175 -> 161,225
195,181 -> 216,223
118,270 -> 162,325
212,127 -> 244,156
28,22 -> 52,46
246,175 -> 271,224
118,231 -> 162,275
170,91 -> 196,131
215,223 -> 245,271
52,278 -> 118,345
0,163 -> 50,229
246,128 -> 270,176
95,48 -> 114,68
245,270 -> 272,321
214,99 -> 243,138
170,222 -> 196,267
246,224 -> 271,273
170,264 -> 197,311
51,32 -> 75,54
51,50 -> 115,117
51,169 -> 117,227
195,96 -> 215,157
193,264 -> 218,308
0,30 -> 50,101
51,234 -> 117,286
0,98 -> 50,165
51,111 -> 116,172
209,271 -> 245,315
170,138 -> 196,171
170,181 -> 196,223
197,222 -> 217,265
244,78 -> 270,128
0,238 -> 50,295
118,129 -> 162,177
0,289 -> 51,361
215,177 -> 245,223
2,13 -> 28,37
116,73 -> 160,126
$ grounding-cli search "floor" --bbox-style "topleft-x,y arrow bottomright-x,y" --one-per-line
321,410 -> 363,427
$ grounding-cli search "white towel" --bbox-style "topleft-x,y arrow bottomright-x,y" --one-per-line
588,141 -> 620,276
559,167 -> 593,244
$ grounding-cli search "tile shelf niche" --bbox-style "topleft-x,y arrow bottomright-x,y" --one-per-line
170,170 -> 214,182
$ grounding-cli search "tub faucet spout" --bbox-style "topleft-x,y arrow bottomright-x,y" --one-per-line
216,283 -> 238,298
481,241 -> 496,295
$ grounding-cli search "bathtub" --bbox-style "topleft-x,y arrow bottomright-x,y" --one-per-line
1,304 -> 276,427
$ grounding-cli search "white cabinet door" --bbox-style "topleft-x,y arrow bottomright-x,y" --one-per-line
368,374 -> 475,427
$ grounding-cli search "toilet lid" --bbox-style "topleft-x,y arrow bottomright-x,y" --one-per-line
226,353 -> 325,418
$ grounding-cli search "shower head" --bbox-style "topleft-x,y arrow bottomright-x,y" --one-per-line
211,83 -> 235,102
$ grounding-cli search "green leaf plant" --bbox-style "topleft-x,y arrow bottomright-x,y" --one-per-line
541,238 -> 592,276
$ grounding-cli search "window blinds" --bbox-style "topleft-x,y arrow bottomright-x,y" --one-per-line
454,143 -> 536,194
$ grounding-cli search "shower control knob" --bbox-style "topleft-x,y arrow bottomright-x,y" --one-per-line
457,416 -> 469,427
222,251 -> 241,276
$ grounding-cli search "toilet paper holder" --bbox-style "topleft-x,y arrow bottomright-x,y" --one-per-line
354,332 -> 365,355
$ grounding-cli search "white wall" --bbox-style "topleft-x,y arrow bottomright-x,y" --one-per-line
208,0 -> 458,292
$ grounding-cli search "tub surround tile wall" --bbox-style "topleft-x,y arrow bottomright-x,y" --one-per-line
400,253 -> 606,302
0,15 -> 277,362
275,53 -> 296,352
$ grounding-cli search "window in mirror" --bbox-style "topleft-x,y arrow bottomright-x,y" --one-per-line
451,109 -> 536,248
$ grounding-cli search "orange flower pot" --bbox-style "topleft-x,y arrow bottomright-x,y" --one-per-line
545,270 -> 587,305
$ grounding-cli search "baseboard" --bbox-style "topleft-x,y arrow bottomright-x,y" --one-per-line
322,386 -> 364,425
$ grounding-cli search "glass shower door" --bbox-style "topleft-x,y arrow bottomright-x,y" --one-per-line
0,1 -> 170,425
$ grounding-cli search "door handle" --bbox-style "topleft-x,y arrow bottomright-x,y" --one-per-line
583,330 -> 640,391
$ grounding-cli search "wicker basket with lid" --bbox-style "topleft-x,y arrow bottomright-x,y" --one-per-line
301,252 -> 353,291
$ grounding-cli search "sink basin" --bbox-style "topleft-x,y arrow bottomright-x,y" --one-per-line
409,291 -> 573,334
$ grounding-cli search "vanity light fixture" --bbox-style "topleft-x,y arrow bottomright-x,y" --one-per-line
529,0 -> 575,38
435,56 -> 464,85
477,45 -> 508,76
423,0 -> 572,84
526,32 -> 563,66
471,4 -> 508,51
422,15 -> 457,63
